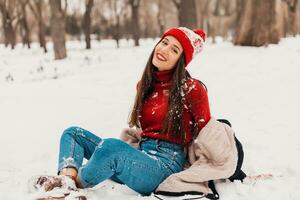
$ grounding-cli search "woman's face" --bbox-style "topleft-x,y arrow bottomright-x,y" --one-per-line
152,36 -> 183,71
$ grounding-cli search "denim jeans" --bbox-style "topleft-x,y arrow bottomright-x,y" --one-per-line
58,126 -> 186,195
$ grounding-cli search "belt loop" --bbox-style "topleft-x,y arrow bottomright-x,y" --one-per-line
138,137 -> 147,148
156,139 -> 161,147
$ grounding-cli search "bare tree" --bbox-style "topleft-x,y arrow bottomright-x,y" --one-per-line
156,0 -> 165,36
155,0 -> 178,35
49,0 -> 67,59
17,0 -> 31,48
137,0 -> 157,38
221,0 -> 237,40
109,0 -> 127,48
128,0 -> 141,46
206,0 -> 220,43
294,0 -> 300,34
234,0 -> 283,46
195,0 -> 209,29
172,0 -> 197,28
0,0 -> 17,49
28,0 -> 48,53
92,5 -> 108,41
82,0 -> 94,49
285,0 -> 300,35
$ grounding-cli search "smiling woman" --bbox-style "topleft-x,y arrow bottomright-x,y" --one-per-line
152,36 -> 183,71
130,27 -> 209,148
31,27 -> 217,199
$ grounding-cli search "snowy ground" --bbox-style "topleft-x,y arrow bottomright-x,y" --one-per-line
0,37 -> 300,200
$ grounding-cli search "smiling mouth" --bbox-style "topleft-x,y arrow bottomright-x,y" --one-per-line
156,53 -> 167,61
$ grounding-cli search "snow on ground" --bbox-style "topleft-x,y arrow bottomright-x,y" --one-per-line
0,36 -> 300,200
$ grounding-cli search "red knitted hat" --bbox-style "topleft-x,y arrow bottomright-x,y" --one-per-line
162,27 -> 206,66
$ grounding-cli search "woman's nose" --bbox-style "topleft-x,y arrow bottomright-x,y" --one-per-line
160,45 -> 170,54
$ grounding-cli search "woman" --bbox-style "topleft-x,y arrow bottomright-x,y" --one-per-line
36,27 -> 210,196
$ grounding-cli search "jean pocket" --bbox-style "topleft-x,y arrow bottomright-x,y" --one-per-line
156,145 -> 185,163
156,146 -> 185,172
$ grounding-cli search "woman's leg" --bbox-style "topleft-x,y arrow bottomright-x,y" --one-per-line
57,128 -> 185,195
77,138 -> 173,195
58,126 -> 102,173
58,127 -> 130,188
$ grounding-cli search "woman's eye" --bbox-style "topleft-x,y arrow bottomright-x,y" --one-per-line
162,41 -> 168,45
173,49 -> 178,54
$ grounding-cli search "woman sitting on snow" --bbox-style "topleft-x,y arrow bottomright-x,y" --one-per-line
33,27 -> 245,200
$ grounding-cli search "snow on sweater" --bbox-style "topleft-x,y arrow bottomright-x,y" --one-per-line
138,69 -> 211,145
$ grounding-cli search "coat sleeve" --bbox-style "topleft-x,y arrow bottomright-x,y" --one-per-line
174,119 -> 238,182
185,79 -> 211,133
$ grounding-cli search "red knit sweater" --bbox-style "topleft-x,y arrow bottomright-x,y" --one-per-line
138,69 -> 211,145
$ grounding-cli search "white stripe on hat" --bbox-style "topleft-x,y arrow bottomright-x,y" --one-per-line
178,27 -> 204,58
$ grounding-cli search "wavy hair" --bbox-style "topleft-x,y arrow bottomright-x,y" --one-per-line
128,40 -> 192,145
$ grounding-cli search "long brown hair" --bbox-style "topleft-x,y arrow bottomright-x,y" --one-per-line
128,40 -> 191,145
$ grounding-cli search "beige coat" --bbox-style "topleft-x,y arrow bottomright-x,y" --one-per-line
120,117 -> 238,195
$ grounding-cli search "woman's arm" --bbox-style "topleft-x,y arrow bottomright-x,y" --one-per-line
185,79 -> 211,133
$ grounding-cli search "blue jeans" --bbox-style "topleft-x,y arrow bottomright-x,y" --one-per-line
58,126 -> 186,195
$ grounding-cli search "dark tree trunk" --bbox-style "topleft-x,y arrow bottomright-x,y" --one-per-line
0,1 -> 16,49
234,0 -> 283,46
82,0 -> 94,49
129,0 -> 141,46
176,0 -> 197,28
19,0 -> 31,48
29,0 -> 48,52
157,0 -> 165,36
49,0 -> 67,59
289,0 -> 300,35
195,0 -> 209,29
38,16 -> 47,53
112,0 -> 120,48
37,0 -> 47,53
234,0 -> 252,45
113,16 -> 120,48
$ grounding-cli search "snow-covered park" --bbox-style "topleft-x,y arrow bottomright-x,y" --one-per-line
0,37 -> 300,200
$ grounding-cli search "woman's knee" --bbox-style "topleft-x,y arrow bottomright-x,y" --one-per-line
103,138 -> 127,149
60,126 -> 82,141
93,138 -> 127,157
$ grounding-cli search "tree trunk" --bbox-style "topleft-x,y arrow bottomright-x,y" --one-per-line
37,0 -> 47,53
6,17 -> 16,49
234,0 -> 252,45
0,4 -> 9,47
221,16 -> 235,40
195,0 -> 209,29
274,0 -> 286,39
207,16 -> 218,43
0,1 -> 16,49
29,0 -> 48,52
82,0 -> 94,49
111,0 -> 121,48
130,0 -> 141,46
178,0 -> 197,28
293,0 -> 300,35
234,0 -> 283,46
19,0 -> 31,48
49,0 -> 67,59
281,1 -> 289,37
157,0 -> 165,36
113,18 -> 120,48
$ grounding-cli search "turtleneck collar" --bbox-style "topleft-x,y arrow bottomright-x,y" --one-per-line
154,68 -> 175,83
